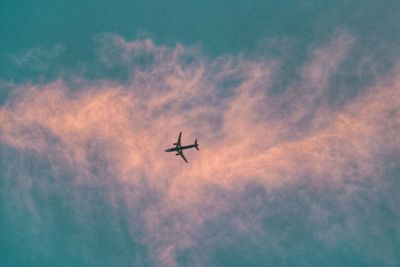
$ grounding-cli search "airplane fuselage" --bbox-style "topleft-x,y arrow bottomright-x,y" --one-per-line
165,144 -> 196,152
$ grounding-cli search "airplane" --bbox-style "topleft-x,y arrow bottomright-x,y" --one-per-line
164,131 -> 199,163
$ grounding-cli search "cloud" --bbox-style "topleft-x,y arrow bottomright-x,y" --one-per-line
0,33 -> 399,266
10,45 -> 65,72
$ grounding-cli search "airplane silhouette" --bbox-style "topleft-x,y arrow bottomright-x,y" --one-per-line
165,131 -> 199,163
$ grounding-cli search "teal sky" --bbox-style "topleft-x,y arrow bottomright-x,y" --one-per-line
1,1 -> 400,267
1,0 -> 400,81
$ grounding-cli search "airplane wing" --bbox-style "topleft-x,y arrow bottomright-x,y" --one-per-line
175,131 -> 182,147
179,151 -> 188,163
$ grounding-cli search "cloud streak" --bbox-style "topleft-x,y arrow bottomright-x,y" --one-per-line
1,33 -> 399,266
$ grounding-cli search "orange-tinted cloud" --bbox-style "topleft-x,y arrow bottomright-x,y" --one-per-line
0,33 -> 399,266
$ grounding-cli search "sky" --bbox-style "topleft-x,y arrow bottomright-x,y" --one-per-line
0,1 -> 399,266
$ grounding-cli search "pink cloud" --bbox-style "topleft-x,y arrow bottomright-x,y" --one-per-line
0,33 -> 399,266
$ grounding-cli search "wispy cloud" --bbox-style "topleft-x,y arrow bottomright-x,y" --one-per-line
10,44 -> 65,72
1,33 -> 399,266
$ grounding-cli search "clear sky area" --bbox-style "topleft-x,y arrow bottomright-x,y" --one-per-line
1,1 -> 399,266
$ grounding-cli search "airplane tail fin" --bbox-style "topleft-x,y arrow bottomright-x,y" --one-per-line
194,139 -> 199,151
